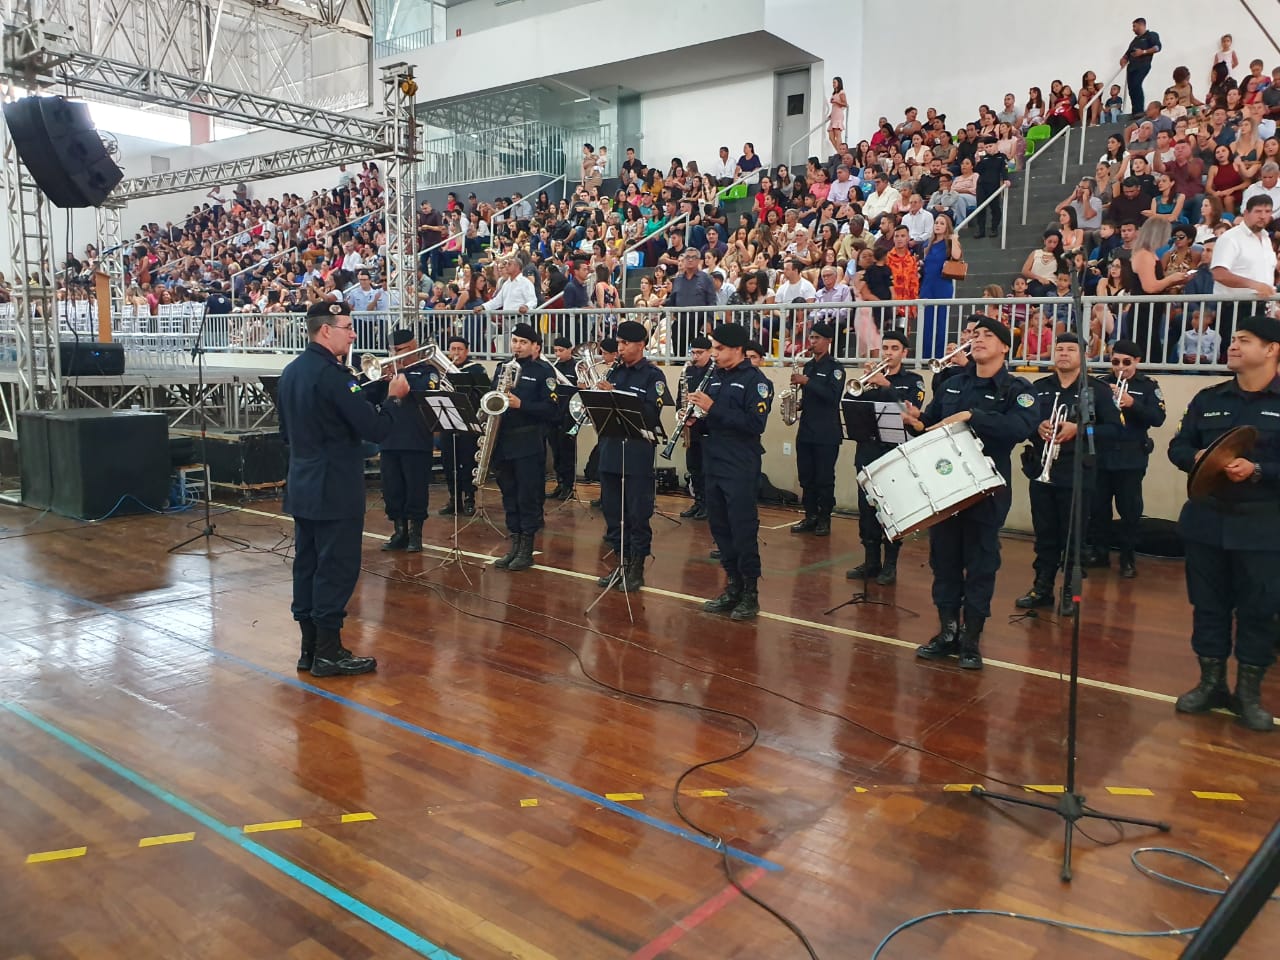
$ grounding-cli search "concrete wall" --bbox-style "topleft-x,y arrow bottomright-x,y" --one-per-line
639,72 -> 776,172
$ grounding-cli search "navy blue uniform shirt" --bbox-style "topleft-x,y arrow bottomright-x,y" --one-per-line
598,357 -> 669,474
702,360 -> 773,478
1024,372 -> 1123,484
1097,372 -> 1166,471
920,364 -> 1038,483
278,342 -> 398,520
492,356 -> 560,461
796,353 -> 846,446
363,362 -> 440,452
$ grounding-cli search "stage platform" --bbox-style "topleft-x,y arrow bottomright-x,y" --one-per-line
1,488 -> 1276,959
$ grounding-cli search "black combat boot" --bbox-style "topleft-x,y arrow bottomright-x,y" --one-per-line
545,484 -> 565,501
876,543 -> 900,585
296,619 -> 318,671
957,618 -> 985,670
309,627 -> 376,677
691,502 -> 708,520
703,576 -> 744,613
382,518 -> 409,551
597,564 -> 621,587
1015,576 -> 1055,609
791,515 -> 818,534
813,515 -> 831,537
1174,657 -> 1230,714
493,535 -> 521,569
406,519 -> 424,553
916,609 -> 960,661
730,579 -> 760,621
1083,546 -> 1109,568
614,556 -> 646,592
508,534 -> 535,571
1231,664 -> 1274,732
1118,551 -> 1137,578
438,498 -> 456,517
846,544 -> 881,580
462,494 -> 476,516
679,500 -> 702,518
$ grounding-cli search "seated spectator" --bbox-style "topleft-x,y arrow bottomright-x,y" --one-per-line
1161,222 -> 1201,291
900,194 -> 934,247
1177,307 -> 1221,365
1242,162 -> 1280,209
1020,230 -> 1066,296
1103,84 -> 1125,122
735,142 -> 763,184
1057,178 -> 1104,230
927,172 -> 972,225
1022,308 -> 1053,361
1206,143 -> 1248,213
1146,173 -> 1187,223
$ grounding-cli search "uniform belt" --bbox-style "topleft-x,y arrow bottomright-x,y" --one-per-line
1204,497 -> 1280,515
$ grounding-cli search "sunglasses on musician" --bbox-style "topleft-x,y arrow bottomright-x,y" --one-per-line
1111,357 -> 1134,365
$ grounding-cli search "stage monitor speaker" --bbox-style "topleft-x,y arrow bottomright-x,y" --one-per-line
17,411 -> 54,510
59,340 -> 126,376
44,410 -> 169,519
1,96 -> 123,208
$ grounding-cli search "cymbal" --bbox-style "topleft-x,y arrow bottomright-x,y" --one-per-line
1188,425 -> 1258,499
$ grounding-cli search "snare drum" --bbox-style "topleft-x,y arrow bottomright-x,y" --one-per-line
856,423 -> 1005,541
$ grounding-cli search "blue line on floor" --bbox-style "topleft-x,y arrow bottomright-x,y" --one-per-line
12,575 -> 782,872
1,700 -> 460,960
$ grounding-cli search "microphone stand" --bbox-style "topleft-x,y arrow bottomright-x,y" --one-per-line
169,299 -> 251,553
971,266 -> 1169,880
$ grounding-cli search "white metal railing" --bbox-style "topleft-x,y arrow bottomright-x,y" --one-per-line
954,183 -> 1011,249
419,173 -> 566,273
417,121 -> 574,189
1021,124 -> 1072,225
1079,63 -> 1129,165
787,111 -> 831,171
39,294 -> 1260,374
374,28 -> 436,59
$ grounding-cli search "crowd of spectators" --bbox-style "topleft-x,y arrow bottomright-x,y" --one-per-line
22,22 -> 1277,366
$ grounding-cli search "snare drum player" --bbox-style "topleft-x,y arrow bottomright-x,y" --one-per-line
845,330 -> 925,585
1167,311 -> 1280,732
901,317 -> 1038,669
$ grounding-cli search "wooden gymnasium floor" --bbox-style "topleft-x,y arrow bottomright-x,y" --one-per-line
0,485 -> 1277,960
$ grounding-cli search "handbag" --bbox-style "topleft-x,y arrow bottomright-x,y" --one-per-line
941,255 -> 968,281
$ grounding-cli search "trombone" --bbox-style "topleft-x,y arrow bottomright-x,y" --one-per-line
928,341 -> 973,373
359,343 -> 459,386
845,359 -> 889,397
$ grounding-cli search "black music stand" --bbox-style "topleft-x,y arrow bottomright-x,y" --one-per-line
825,399 -> 912,616
580,389 -> 653,622
416,389 -> 485,578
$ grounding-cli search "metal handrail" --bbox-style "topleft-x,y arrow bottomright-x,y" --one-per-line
1079,63 -> 1129,165
1021,123 -> 1073,224
787,111 -> 831,171
954,182 -> 1011,249
226,208 -> 375,306
420,172 -> 567,264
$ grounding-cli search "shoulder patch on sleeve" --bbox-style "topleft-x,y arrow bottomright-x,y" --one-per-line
1154,387 -> 1164,401
348,380 -> 362,393
833,368 -> 844,380
545,377 -> 558,390
757,382 -> 771,398
656,381 -> 666,395
1016,393 -> 1035,408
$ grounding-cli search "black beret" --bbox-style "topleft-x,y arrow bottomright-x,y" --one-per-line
974,316 -> 1012,347
306,299 -> 350,320
616,320 -> 648,344
810,321 -> 835,340
447,335 -> 468,347
552,336 -> 572,348
882,330 -> 908,348
392,327 -> 415,347
690,335 -> 713,350
745,340 -> 766,355
1054,333 -> 1082,348
1111,338 -> 1142,358
1239,309 -> 1280,344
511,322 -> 540,344
600,337 -> 619,352
712,323 -> 748,349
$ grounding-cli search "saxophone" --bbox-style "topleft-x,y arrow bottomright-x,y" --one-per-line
660,363 -> 714,460
472,357 -> 521,487
779,350 -> 811,426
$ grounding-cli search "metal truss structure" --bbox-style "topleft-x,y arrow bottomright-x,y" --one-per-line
0,9 -> 419,432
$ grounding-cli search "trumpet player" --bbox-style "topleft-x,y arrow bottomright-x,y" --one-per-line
1015,336 -> 1121,616
490,323 -> 560,572
364,328 -> 439,553
1085,338 -> 1166,577
790,321 -> 845,537
846,330 -> 925,584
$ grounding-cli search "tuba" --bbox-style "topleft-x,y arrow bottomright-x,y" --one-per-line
779,350 -> 811,426
473,357 -> 521,487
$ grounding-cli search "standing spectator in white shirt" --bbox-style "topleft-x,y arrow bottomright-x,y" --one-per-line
475,257 -> 538,352
345,270 -> 385,348
1211,196 -> 1278,299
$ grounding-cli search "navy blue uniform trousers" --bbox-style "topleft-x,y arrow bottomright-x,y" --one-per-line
380,450 -> 430,521
602,469 -> 655,559
497,454 -> 544,534
706,473 -> 762,579
292,516 -> 364,630
928,488 -> 1010,622
797,441 -> 838,518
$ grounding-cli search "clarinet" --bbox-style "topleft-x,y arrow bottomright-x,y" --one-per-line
660,364 -> 714,460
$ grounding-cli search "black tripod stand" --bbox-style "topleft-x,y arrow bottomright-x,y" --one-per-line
972,268 -> 1169,880
169,301 -> 251,554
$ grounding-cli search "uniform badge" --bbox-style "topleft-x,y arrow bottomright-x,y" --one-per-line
656,382 -> 665,395
348,380 -> 361,394
1154,387 -> 1164,401
834,368 -> 844,381
1016,393 -> 1034,408
757,383 -> 770,398
546,378 -> 558,390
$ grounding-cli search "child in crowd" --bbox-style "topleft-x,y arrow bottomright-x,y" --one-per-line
1023,307 -> 1053,362
1103,85 -> 1125,123
1177,307 -> 1221,365
1213,35 -> 1238,79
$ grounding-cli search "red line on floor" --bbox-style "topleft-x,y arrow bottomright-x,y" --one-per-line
628,867 -> 767,960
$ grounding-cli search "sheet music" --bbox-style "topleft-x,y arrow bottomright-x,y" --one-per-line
873,402 -> 908,445
424,395 -> 476,432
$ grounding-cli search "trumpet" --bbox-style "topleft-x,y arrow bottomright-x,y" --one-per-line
928,341 -> 973,373
1036,392 -> 1068,483
846,359 -> 890,397
1113,377 -> 1129,427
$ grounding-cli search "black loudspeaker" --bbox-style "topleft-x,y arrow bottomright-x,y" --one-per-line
17,411 -> 54,510
37,410 -> 169,519
59,340 -> 126,376
1,96 -> 123,208
201,430 -> 287,488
